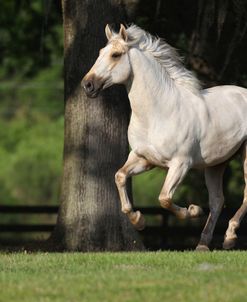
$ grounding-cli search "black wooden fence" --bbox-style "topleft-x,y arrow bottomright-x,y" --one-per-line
0,205 -> 247,250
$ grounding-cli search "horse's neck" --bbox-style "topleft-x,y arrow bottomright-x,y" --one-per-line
126,48 -> 182,123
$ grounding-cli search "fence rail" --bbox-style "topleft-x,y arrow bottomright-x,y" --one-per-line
0,205 -> 58,214
0,205 -> 247,249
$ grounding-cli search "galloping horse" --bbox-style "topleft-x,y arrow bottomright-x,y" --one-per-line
82,24 -> 247,251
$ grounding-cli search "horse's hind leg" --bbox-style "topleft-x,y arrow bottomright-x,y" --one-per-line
223,142 -> 247,250
115,150 -> 153,230
196,163 -> 226,251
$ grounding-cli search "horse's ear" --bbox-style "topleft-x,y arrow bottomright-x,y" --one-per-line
105,24 -> 113,41
119,24 -> 128,42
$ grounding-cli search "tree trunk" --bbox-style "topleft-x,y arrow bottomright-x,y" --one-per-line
50,0 -> 144,251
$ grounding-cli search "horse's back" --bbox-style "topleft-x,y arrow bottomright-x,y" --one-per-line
203,85 -> 247,108
203,85 -> 247,134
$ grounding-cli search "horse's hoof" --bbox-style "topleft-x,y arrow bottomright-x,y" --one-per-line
195,244 -> 210,252
188,204 -> 204,218
223,238 -> 237,250
129,211 -> 146,231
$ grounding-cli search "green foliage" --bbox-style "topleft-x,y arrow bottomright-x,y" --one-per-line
0,57 -> 64,205
0,1 -> 64,208
0,117 -> 63,205
0,1 -> 63,78
133,168 -> 165,206
0,252 -> 247,302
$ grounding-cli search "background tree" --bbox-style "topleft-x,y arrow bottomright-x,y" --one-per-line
50,0 -> 144,251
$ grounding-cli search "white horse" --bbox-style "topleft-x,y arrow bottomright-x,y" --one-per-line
82,24 -> 247,251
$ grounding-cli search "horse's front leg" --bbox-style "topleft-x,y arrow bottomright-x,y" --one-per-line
115,151 -> 153,230
158,160 -> 203,219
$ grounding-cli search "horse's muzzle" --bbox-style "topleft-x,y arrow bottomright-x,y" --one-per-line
81,75 -> 103,98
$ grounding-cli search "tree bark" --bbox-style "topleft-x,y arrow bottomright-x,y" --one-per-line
50,0 -> 144,251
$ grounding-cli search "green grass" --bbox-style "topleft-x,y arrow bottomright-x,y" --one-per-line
0,251 -> 247,302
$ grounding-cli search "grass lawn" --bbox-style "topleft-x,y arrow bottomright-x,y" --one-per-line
0,251 -> 247,302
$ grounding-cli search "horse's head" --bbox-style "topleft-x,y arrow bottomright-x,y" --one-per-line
82,24 -> 131,98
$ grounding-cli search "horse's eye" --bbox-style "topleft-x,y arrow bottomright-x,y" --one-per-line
111,52 -> 122,58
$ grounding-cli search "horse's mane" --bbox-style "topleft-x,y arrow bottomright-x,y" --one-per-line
125,25 -> 201,94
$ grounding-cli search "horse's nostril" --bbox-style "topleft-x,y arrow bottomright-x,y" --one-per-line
85,81 -> 94,92
82,79 -> 94,93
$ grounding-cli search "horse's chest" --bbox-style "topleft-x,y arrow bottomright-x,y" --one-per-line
128,117 -> 196,167
128,126 -> 174,167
